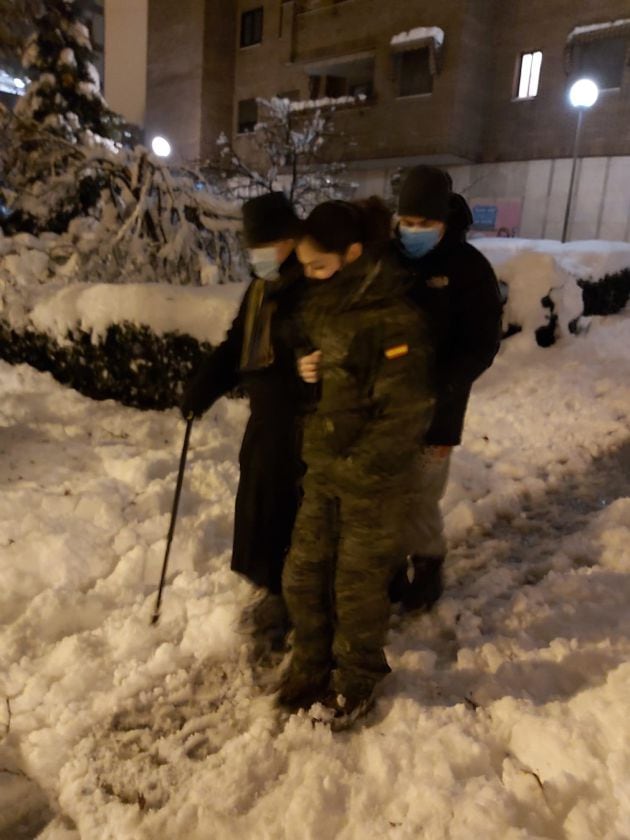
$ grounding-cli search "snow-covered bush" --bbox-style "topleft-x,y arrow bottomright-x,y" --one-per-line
0,320 -> 210,410
475,239 -> 630,347
579,268 -> 630,317
0,0 -> 247,285
0,116 -> 246,285
0,281 -> 243,408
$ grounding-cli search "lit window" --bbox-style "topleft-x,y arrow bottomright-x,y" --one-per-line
516,51 -> 543,99
241,8 -> 263,48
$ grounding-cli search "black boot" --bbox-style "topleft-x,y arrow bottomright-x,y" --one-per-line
390,555 -> 444,613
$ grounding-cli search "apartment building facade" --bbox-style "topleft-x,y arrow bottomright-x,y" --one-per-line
144,0 -> 630,239
3,1 -> 629,238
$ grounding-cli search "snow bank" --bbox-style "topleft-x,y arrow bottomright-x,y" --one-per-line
4,280 -> 244,345
1,294 -> 629,838
474,238 -> 630,342
474,237 -> 630,283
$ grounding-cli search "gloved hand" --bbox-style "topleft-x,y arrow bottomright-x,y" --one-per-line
179,379 -> 207,420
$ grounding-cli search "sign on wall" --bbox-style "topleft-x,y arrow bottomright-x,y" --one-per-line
470,198 -> 523,238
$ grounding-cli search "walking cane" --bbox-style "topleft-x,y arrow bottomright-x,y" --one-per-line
151,415 -> 194,626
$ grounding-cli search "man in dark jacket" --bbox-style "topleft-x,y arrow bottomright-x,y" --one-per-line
386,166 -> 503,611
180,192 -> 305,646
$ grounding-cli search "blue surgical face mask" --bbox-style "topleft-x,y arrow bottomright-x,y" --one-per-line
398,225 -> 442,259
248,246 -> 281,280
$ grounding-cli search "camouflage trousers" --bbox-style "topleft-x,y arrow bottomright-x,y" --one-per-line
401,447 -> 451,559
282,463 -> 407,701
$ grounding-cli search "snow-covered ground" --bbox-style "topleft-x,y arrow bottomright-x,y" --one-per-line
1,284 -> 630,837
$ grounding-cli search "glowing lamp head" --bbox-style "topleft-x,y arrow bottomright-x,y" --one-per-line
569,78 -> 599,109
151,136 -> 172,158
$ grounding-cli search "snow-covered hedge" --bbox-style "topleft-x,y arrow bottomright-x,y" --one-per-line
580,268 -> 630,318
1,240 -> 629,409
474,238 -> 630,347
0,282 -> 244,409
0,320 -> 209,410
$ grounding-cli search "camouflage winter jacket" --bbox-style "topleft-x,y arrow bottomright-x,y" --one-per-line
292,254 -> 436,487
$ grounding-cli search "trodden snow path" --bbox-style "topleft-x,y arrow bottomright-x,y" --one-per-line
1,312 -> 630,840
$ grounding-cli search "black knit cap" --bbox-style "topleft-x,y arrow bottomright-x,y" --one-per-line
398,165 -> 452,222
242,192 -> 301,247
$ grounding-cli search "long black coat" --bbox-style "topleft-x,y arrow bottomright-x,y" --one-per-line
182,254 -> 306,593
384,225 -> 502,446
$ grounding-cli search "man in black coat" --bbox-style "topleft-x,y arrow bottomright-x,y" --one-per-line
180,192 -> 305,646
386,166 -> 503,611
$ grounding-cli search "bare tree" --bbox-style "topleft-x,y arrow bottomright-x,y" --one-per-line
207,96 -> 357,215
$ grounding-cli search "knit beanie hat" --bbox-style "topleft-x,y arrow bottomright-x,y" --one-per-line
398,165 -> 451,221
242,192 -> 301,247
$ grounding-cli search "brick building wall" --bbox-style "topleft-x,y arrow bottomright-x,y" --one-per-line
233,0 -> 497,165
483,0 -> 630,162
146,0 -> 630,165
143,0 -> 630,239
146,0 -> 207,160
146,0 -> 236,161
201,0 -> 237,160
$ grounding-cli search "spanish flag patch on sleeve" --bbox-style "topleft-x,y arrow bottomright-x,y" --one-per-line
384,343 -> 409,360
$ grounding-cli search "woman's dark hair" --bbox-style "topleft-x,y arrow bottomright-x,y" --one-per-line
301,197 -> 393,255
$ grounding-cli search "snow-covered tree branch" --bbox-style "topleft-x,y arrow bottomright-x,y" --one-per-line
207,97 -> 357,215
0,0 -> 248,285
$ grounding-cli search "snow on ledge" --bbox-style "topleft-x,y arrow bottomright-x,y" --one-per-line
390,26 -> 445,47
567,19 -> 630,41
288,94 -> 366,112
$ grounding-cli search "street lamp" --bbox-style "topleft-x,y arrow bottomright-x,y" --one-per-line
561,78 -> 599,243
151,136 -> 172,158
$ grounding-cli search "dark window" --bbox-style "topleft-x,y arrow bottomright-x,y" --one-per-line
237,98 -> 258,133
324,75 -> 346,97
309,57 -> 374,102
398,48 -> 433,97
308,75 -> 321,99
240,7 -> 263,48
575,37 -> 627,90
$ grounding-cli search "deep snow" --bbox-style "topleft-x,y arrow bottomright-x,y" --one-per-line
1,239 -> 630,839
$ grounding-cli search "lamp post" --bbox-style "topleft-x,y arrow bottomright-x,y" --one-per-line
561,78 -> 599,243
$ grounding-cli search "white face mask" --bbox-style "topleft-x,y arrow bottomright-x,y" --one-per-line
248,246 -> 281,280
